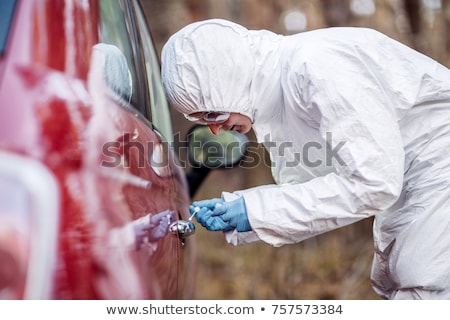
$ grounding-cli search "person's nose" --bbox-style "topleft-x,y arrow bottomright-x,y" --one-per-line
207,124 -> 222,135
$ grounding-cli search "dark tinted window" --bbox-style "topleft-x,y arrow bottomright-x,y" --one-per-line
0,0 -> 16,55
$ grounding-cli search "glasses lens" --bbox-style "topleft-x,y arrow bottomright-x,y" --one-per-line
184,113 -> 203,122
184,112 -> 230,123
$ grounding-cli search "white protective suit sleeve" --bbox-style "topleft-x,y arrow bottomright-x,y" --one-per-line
224,34 -> 405,247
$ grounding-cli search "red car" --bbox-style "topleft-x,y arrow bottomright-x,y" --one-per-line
0,0 -> 201,299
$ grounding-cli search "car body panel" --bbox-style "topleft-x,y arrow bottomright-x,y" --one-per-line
0,0 -> 193,299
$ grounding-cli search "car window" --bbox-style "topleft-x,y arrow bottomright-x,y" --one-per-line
99,0 -> 146,116
0,0 -> 17,55
133,0 -> 173,143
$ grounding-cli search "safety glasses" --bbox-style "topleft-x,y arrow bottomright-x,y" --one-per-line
184,111 -> 230,124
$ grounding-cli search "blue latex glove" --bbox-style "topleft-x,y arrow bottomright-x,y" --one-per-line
216,197 -> 251,232
190,197 -> 251,232
191,198 -> 223,212
189,198 -> 231,231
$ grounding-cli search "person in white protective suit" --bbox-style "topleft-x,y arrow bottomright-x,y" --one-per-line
161,19 -> 450,300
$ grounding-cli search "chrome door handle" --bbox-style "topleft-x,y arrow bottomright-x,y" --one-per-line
169,220 -> 195,239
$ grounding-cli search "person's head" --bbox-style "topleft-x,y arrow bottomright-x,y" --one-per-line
161,19 -> 255,135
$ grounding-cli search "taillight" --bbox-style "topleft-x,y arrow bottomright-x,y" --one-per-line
0,151 -> 59,299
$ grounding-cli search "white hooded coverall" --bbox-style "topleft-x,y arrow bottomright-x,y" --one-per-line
161,19 -> 450,299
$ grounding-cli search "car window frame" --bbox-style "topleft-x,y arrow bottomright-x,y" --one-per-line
130,0 -> 174,144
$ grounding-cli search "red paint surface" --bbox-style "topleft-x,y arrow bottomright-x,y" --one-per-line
0,0 -> 190,299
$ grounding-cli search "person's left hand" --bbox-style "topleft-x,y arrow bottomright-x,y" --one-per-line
215,197 -> 251,232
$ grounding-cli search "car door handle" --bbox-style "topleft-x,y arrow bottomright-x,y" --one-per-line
169,220 -> 195,239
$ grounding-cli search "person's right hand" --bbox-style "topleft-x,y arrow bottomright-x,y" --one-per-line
189,198 -> 231,231
190,198 -> 223,211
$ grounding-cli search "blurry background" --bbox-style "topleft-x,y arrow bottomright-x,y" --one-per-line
141,0 -> 450,299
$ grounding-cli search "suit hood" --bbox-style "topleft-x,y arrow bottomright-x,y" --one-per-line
161,19 -> 282,124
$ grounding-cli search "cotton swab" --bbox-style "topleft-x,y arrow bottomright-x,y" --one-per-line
189,206 -> 200,221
